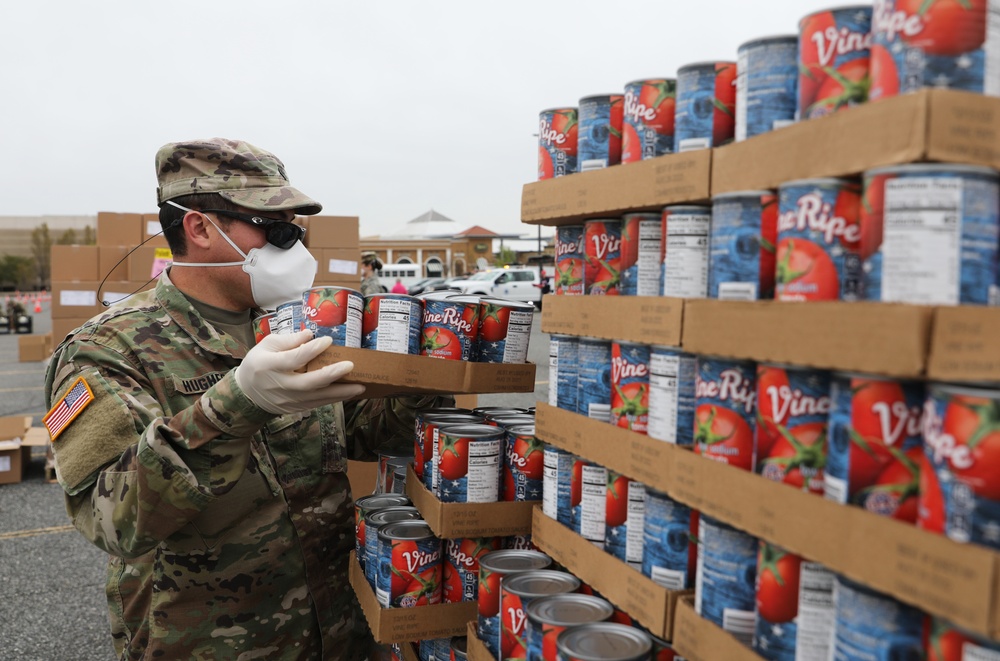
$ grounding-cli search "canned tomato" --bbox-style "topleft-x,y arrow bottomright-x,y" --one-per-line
611,341 -> 651,433
924,617 -> 1000,660
661,205 -> 711,299
354,493 -> 410,575
642,488 -> 696,591
605,473 -> 645,568
620,213 -> 663,296
709,191 -> 778,300
362,293 -> 423,354
488,415 -> 536,431
830,574 -> 923,660
413,407 -> 472,485
418,638 -> 447,661
752,542 -> 835,661
301,286 -> 363,346
274,299 -> 305,335
556,622 -> 653,661
501,570 -> 581,661
922,384 -> 1000,549
420,413 -> 484,491
650,635 -> 679,661
435,424 -> 504,503
478,550 -> 553,659
755,364 -> 832,494
695,514 -> 759,646
798,6 -> 873,119
450,636 -> 468,661
477,298 -> 534,363
365,506 -> 422,588
503,424 -> 544,502
538,107 -> 579,180
825,374 -> 924,522
578,94 -> 624,172
475,406 -> 529,417
622,78 -> 677,163
389,464 -> 407,495
526,593 -> 614,661
543,445 -> 574,526
736,35 -> 799,141
375,520 -> 442,608
555,226 -> 586,295
572,458 -> 607,548
442,536 -> 504,604
376,451 -> 413,495
504,535 -> 535,550
577,337 -> 613,422
694,357 -> 758,472
647,345 -> 697,446
252,312 -> 275,344
420,294 -> 479,360
549,335 -> 579,413
777,178 -> 863,301
860,164 -> 1000,305
584,219 -> 623,296
675,61 -> 737,152
870,0 -> 1000,100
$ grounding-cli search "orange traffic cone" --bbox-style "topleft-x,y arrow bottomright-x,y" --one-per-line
34,299 -> 42,313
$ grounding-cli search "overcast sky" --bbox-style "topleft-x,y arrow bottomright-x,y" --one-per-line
1,0 -> 847,238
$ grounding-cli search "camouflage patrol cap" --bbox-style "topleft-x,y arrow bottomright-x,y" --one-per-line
155,138 -> 322,215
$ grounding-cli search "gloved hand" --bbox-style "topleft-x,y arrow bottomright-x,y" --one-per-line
235,330 -> 366,415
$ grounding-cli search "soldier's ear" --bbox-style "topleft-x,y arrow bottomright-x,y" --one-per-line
183,212 -> 213,250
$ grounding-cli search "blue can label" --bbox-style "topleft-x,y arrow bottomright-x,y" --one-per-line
572,461 -> 607,548
647,347 -> 697,446
538,108 -> 578,179
543,446 -> 574,527
642,488 -> 694,590
736,37 -> 798,141
578,95 -> 623,172
577,338 -> 612,422
830,575 -> 923,661
362,295 -> 423,355
675,62 -> 737,152
549,335 -> 579,413
710,193 -> 778,300
555,226 -> 586,295
605,475 -> 645,567
695,515 -> 759,646
438,434 -> 502,504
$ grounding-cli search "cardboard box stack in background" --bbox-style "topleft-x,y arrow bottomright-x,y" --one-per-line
305,216 -> 362,288
0,416 -> 34,485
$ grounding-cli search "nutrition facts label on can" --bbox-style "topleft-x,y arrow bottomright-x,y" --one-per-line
375,298 -> 414,353
466,440 -> 501,503
795,562 -> 835,659
345,296 -> 363,347
663,213 -> 710,298
548,340 -> 559,407
965,643 -> 1000,661
637,220 -> 663,296
542,449 -> 570,520
626,482 -> 646,564
502,309 -> 533,363
648,352 -> 680,443
882,177 -> 962,304
580,465 -> 607,545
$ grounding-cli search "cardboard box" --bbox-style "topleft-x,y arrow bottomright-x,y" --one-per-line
404,465 -> 535,538
531,507 -> 689,641
306,215 -> 361,249
465,622 -> 492,661
0,444 -> 25,485
51,281 -> 102,319
97,212 -> 143,247
307,346 -> 536,398
521,150 -> 712,225
99,245 -> 131,283
128,246 -> 172,282
349,551 -> 476,643
712,89 -> 1000,195
50,245 -> 100,282
681,300 -> 934,379
453,394 -> 478,409
671,597 -> 762,661
348,460 -> 378,498
535,403 -> 676,494
141,213 -> 169,247
319,248 -> 360,281
927,306 -> 1000,382
540,295 -> 684,347
18,334 -> 52,362
0,416 -> 31,441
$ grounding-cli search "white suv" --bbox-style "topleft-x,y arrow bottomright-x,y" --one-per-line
450,267 -> 542,307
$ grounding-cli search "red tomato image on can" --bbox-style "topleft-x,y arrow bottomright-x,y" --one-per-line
538,107 -> 579,180
584,219 -> 623,296
252,312 -> 275,344
712,62 -> 737,147
611,341 -> 650,433
503,425 -> 544,502
622,78 -> 677,163
420,299 -> 479,361
443,537 -> 503,604
798,6 -> 873,119
302,286 -> 363,346
897,0 -> 987,56
555,226 -> 586,296
694,358 -> 757,472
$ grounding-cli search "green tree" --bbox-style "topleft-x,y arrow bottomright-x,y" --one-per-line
0,255 -> 36,290
58,228 -> 78,245
31,223 -> 52,288
82,225 -> 95,245
494,246 -> 517,267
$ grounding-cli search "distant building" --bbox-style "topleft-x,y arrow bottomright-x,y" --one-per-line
0,215 -> 96,258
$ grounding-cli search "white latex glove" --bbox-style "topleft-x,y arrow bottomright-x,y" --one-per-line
235,330 -> 366,414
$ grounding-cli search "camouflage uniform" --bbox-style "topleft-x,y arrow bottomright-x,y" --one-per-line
359,273 -> 382,297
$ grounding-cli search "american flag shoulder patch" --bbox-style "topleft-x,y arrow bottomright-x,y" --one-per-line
44,376 -> 95,441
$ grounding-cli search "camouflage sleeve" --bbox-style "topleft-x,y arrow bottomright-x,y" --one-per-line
44,332 -> 272,559
342,394 -> 454,461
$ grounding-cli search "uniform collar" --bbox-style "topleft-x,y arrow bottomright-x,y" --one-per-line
154,270 -> 252,359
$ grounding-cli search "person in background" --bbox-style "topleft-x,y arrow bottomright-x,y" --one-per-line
43,138 -> 448,660
390,278 -> 407,294
359,251 -> 384,296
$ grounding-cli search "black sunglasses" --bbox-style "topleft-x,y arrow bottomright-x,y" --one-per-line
201,209 -> 306,249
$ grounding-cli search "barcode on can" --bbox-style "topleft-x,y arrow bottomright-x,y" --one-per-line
679,137 -> 711,152
717,282 -> 758,301
823,474 -> 848,505
651,566 -> 687,591
588,403 -> 612,424
722,608 -> 756,645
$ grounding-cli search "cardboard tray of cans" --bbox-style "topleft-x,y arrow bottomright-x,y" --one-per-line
306,346 -> 536,399
540,295 -> 684,347
464,621 -> 492,661
530,507 -> 690,642
671,596 -> 763,661
348,552 -> 476,644
404,465 -> 536,538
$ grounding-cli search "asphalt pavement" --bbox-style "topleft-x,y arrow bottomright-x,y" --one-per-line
0,300 -> 549,660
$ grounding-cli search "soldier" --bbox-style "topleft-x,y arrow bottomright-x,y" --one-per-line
43,138 -> 446,660
359,251 -> 384,296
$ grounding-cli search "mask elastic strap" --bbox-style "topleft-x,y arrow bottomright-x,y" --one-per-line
164,200 -> 250,262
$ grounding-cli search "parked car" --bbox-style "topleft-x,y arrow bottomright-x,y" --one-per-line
448,266 -> 542,307
407,277 -> 447,295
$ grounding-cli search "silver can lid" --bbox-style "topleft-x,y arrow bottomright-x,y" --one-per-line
526,593 -> 615,627
377,520 -> 435,542
479,549 -> 552,575
365,506 -> 421,529
502,569 -> 581,599
556,622 -> 654,660
355,493 -> 410,510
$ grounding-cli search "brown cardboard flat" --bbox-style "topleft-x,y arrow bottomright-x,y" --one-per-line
51,282 -> 102,319
405,465 -> 535,538
521,150 -> 712,225
453,394 -> 478,409
465,622 -> 492,661
18,335 -> 50,362
320,248 -> 361,281
348,460 -> 378,498
672,596 -> 762,661
540,295 -> 684,347
349,551 -> 476,643
534,403 -> 675,494
681,300 -> 933,378
22,427 -> 49,447
307,346 -> 536,398
531,507 -> 688,641
128,246 -> 172,282
306,215 -> 361,249
50,245 -> 100,282
927,307 -> 1000,382
0,417 -> 31,441
97,212 -> 143,247
711,89 -> 1000,195
98,246 -> 131,283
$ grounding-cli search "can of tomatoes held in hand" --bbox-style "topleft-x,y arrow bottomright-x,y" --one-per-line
302,286 -> 363,346
274,299 -> 305,335
736,35 -> 799,141
577,337 -> 613,422
354,493 -> 410,576
695,514 -> 759,646
578,94 -> 624,172
777,178 -> 863,301
503,424 -> 544,502
620,212 -> 663,296
419,292 -> 479,360
365,506 -> 422,588
694,357 -> 758,472
525,593 -> 615,661
611,341 -> 651,433
500,570 -> 581,661
605,473 -> 645,569
361,293 -> 423,354
538,107 -> 579,180
622,78 -> 677,163
642,488 -> 696,591
798,5 -> 873,120
252,312 -> 275,344
572,458 -> 607,549
584,219 -> 623,296
434,424 -> 504,503
442,536 -> 504,604
647,345 -> 698,446
555,226 -> 586,295
675,61 -> 737,152
476,298 -> 533,364
661,205 -> 711,299
375,520 -> 442,608
543,445 -> 575,527
709,191 -> 778,300
477,550 -> 552,659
